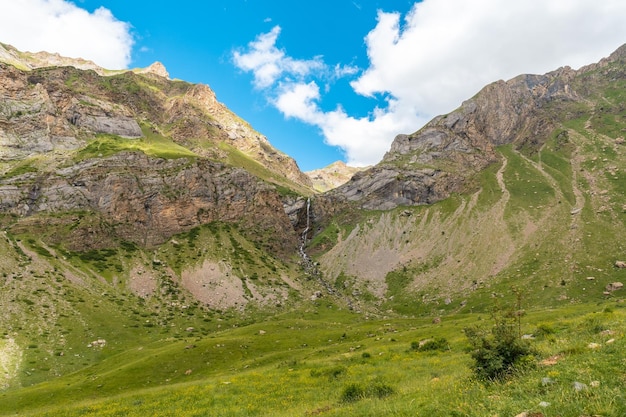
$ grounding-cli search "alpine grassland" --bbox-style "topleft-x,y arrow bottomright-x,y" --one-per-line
2,302 -> 626,416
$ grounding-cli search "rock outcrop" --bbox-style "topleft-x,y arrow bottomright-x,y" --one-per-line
0,43 -> 312,193
136,61 -> 169,79
1,152 -> 298,254
332,63 -> 586,210
305,161 -> 365,192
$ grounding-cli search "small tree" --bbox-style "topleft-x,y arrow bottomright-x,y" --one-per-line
464,303 -> 535,381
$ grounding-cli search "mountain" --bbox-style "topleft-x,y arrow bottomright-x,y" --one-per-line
0,44 -> 321,388
314,43 -> 626,311
0,42 -> 313,192
305,161 -> 366,192
1,41 -> 626,415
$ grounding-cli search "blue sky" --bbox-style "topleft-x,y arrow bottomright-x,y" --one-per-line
2,1 -> 626,171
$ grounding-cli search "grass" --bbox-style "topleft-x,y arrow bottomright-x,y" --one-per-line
74,131 -> 197,162
500,145 -> 555,219
3,161 -> 38,179
217,141 -> 314,196
2,302 -> 625,416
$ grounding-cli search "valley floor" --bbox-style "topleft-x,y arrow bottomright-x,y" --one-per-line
1,301 -> 625,417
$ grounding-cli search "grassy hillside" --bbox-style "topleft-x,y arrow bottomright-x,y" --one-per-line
0,220 -> 309,395
1,301 -> 625,416
314,107 -> 626,316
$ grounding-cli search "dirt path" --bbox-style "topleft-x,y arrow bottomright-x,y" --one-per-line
495,153 -> 510,203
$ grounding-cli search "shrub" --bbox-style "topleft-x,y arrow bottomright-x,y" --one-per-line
340,383 -> 365,403
340,379 -> 394,403
535,323 -> 556,337
368,380 -> 394,399
411,337 -> 449,352
464,315 -> 535,381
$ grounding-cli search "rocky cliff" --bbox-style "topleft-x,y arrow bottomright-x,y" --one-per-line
331,46 -> 626,210
0,43 -> 313,192
1,152 -> 297,253
0,44 -> 319,261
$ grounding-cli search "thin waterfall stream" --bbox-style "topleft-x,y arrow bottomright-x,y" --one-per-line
299,198 -> 311,260
297,198 -> 354,309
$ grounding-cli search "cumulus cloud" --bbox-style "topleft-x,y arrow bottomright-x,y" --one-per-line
233,26 -> 325,89
272,81 -> 425,166
353,0 -> 626,116
0,0 -> 133,69
236,0 -> 626,167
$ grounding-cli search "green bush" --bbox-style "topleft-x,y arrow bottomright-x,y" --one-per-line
340,379 -> 394,403
368,381 -> 395,399
340,383 -> 365,403
464,316 -> 535,381
534,323 -> 556,337
411,337 -> 449,352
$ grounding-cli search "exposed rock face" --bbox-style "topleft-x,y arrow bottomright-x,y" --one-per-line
0,152 -> 298,253
0,63 -> 142,160
0,43 -> 312,192
0,46 -> 310,256
338,167 -> 458,210
137,61 -> 169,79
332,64 -> 584,210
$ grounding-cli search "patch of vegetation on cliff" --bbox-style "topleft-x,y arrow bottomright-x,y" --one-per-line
218,141 -> 313,196
74,129 -> 197,162
2,160 -> 38,179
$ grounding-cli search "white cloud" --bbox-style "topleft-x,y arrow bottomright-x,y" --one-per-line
0,0 -> 133,69
233,26 -> 325,89
274,82 -> 322,124
273,81 -> 425,166
353,0 -> 626,116
236,0 -> 626,167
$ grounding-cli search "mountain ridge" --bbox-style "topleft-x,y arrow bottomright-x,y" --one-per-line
0,42 -> 313,193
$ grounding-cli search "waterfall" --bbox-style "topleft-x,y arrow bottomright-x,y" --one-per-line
297,197 -> 354,310
299,198 -> 310,260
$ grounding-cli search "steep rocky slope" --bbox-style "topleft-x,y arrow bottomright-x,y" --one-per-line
313,44 -> 626,312
331,45 -> 626,210
0,42 -> 313,191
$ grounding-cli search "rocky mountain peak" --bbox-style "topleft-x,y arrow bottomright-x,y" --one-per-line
137,61 -> 169,79
332,43 -> 625,210
305,161 -> 366,192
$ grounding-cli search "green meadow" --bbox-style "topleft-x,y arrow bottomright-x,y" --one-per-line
2,301 -> 625,416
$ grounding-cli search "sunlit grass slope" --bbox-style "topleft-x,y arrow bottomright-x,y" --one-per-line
2,301 -> 625,416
